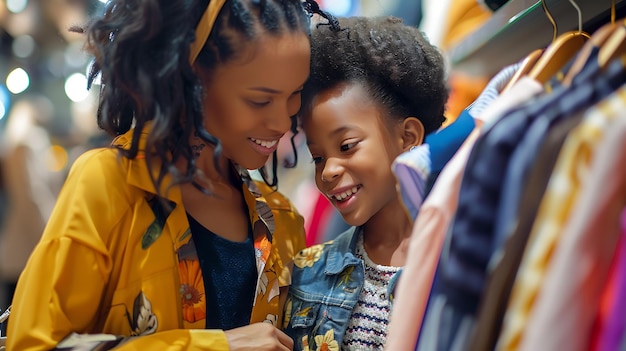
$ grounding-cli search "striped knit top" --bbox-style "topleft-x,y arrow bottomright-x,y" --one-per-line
342,234 -> 400,350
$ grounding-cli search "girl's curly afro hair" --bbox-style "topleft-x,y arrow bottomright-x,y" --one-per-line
303,16 -> 449,135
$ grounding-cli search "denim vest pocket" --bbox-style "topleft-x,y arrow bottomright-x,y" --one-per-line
288,298 -> 321,329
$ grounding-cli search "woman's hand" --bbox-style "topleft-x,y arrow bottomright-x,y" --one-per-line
224,323 -> 294,351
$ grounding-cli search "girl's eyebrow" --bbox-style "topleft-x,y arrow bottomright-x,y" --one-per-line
306,125 -> 358,147
329,126 -> 350,137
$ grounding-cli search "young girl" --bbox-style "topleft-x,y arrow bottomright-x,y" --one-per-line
283,16 -> 448,351
6,0 -> 329,350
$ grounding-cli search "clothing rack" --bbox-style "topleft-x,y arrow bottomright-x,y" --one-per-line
449,0 -> 626,77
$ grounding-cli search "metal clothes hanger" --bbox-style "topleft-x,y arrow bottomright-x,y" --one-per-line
563,0 -> 621,85
598,0 -> 626,68
502,0 -> 556,92
502,48 -> 544,92
528,0 -> 590,84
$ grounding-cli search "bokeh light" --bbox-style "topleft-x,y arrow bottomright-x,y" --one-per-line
322,0 -> 352,16
64,73 -> 89,102
46,144 -> 69,172
6,0 -> 27,13
6,67 -> 30,94
0,86 -> 10,121
12,34 -> 35,58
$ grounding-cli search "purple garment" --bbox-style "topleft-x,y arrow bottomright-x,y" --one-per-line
392,144 -> 431,220
598,209 -> 626,351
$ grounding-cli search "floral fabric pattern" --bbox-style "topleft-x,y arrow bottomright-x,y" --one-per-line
130,292 -> 159,336
314,329 -> 339,351
294,243 -> 328,268
177,257 -> 205,323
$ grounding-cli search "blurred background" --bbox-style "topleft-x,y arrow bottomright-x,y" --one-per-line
0,0 -> 109,149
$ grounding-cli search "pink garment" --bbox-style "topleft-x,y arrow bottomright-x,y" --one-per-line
590,209 -> 626,351
385,77 -> 543,351
519,90 -> 626,351
305,192 -> 334,246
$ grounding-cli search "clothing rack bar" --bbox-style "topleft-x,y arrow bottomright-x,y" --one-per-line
449,0 -> 626,77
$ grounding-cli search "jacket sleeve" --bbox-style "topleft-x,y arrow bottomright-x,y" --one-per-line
51,330 -> 229,350
6,150 -> 230,351
6,238 -> 229,351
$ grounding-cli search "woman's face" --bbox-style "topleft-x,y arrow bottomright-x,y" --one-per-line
303,82 -> 406,227
199,32 -> 310,170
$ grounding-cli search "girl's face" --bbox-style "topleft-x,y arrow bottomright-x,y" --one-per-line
303,82 -> 407,227
199,32 -> 310,170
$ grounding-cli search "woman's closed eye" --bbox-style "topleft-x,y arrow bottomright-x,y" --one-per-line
311,156 -> 324,164
247,99 -> 271,107
247,89 -> 301,108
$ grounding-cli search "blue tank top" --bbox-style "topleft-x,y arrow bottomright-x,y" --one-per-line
187,213 -> 257,330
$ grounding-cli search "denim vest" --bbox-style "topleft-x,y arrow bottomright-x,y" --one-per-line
283,227 -> 403,351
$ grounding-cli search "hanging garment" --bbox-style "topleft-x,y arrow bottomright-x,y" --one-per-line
383,63 -> 519,351
387,74 -> 543,351
387,129 -> 479,351
467,53 -> 613,351
392,144 -> 432,221
416,72 -> 577,351
424,63 -> 519,196
467,110 -> 585,351
496,58 -> 626,351
518,86 -> 626,351
419,53 -> 626,351
587,208 -> 626,351
425,111 -> 475,196
492,47 -> 603,253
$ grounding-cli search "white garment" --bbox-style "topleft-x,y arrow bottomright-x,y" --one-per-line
420,0 -> 454,47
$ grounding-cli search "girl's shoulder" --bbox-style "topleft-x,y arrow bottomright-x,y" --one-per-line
293,227 -> 359,270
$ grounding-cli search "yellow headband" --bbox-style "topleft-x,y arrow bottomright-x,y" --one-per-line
189,0 -> 228,64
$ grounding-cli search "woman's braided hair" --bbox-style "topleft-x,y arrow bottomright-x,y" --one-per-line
82,0 -> 332,192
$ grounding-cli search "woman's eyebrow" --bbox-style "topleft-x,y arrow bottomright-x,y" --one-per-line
248,87 -> 282,94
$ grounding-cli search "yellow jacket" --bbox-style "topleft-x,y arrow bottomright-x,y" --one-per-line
6,127 -> 306,351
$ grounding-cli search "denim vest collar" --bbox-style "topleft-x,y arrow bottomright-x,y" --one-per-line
323,226 -> 404,301
324,226 -> 363,275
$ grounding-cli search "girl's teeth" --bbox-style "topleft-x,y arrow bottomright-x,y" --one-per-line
334,186 -> 359,200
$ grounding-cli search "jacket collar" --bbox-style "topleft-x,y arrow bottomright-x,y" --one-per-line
112,124 -> 182,204
325,226 -> 362,275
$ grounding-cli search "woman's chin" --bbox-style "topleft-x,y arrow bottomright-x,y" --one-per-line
240,157 -> 272,172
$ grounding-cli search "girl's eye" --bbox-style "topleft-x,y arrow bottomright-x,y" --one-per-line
340,142 -> 358,152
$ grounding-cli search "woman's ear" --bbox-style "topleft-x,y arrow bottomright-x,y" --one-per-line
400,117 -> 425,150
